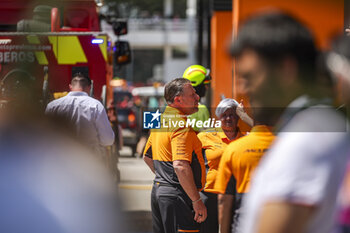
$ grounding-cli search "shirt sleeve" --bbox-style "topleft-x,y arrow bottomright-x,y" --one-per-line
215,145 -> 235,194
143,135 -> 152,159
95,103 -> 115,146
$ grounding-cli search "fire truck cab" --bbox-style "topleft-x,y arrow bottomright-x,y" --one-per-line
0,0 -> 122,180
0,0 -> 114,104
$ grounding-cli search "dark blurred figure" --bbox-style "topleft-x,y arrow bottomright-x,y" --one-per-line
0,69 -> 42,120
0,69 -> 123,233
326,35 -> 350,233
106,100 -> 122,182
230,12 -> 350,233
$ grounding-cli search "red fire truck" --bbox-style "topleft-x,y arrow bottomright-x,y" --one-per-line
0,0 -> 116,104
0,0 -> 130,180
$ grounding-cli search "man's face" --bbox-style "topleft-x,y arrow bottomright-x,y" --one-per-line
237,50 -> 290,105
236,49 -> 270,108
236,49 -> 286,124
178,83 -> 200,115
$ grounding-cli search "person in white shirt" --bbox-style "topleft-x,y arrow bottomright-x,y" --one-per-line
230,12 -> 350,233
46,73 -> 114,149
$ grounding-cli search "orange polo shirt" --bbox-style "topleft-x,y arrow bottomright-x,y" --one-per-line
215,125 -> 275,195
143,106 -> 206,190
197,128 -> 243,193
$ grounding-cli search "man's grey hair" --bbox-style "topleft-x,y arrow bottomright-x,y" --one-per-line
164,78 -> 191,104
215,98 -> 239,118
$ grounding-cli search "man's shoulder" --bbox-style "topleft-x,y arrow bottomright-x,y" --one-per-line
226,133 -> 251,150
84,96 -> 104,105
73,95 -> 104,108
220,137 -> 245,160
223,133 -> 268,161
283,105 -> 347,133
47,96 -> 68,108
267,109 -> 350,166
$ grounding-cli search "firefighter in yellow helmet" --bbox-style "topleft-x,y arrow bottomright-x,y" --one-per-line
183,65 -> 211,132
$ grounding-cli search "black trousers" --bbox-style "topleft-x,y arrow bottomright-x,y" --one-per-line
199,191 -> 218,233
151,183 -> 200,233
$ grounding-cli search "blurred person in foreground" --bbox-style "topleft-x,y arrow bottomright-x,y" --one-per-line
230,12 -> 350,233
143,78 -> 207,233
197,98 -> 252,233
45,73 -> 114,153
327,35 -> 350,233
0,69 -> 123,233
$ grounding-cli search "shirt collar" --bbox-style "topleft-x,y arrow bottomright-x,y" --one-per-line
67,91 -> 89,97
218,127 -> 243,142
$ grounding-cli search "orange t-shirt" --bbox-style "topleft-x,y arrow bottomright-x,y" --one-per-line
197,128 -> 243,193
215,125 -> 275,195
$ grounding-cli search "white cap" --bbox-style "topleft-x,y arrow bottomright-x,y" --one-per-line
215,98 -> 239,118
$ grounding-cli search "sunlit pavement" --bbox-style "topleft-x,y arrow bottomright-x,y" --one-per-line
118,146 -> 154,232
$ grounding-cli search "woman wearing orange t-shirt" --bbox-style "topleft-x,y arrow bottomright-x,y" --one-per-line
197,99 -> 253,233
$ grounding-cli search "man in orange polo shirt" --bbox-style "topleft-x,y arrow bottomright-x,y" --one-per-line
215,125 -> 275,233
143,78 -> 207,233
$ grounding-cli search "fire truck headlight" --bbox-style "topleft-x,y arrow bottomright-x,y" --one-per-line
91,39 -> 104,44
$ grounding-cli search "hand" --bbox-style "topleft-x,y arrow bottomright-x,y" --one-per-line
193,200 -> 207,223
236,99 -> 254,127
346,28 -> 350,36
236,99 -> 246,119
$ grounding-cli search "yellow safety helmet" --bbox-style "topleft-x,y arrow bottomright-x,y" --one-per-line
182,65 -> 211,87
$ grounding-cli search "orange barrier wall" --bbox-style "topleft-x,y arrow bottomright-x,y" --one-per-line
210,11 -> 233,108
211,1 -> 343,131
232,0 -> 344,102
233,0 -> 344,51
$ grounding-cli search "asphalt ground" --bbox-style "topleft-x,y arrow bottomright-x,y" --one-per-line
119,147 -> 154,232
